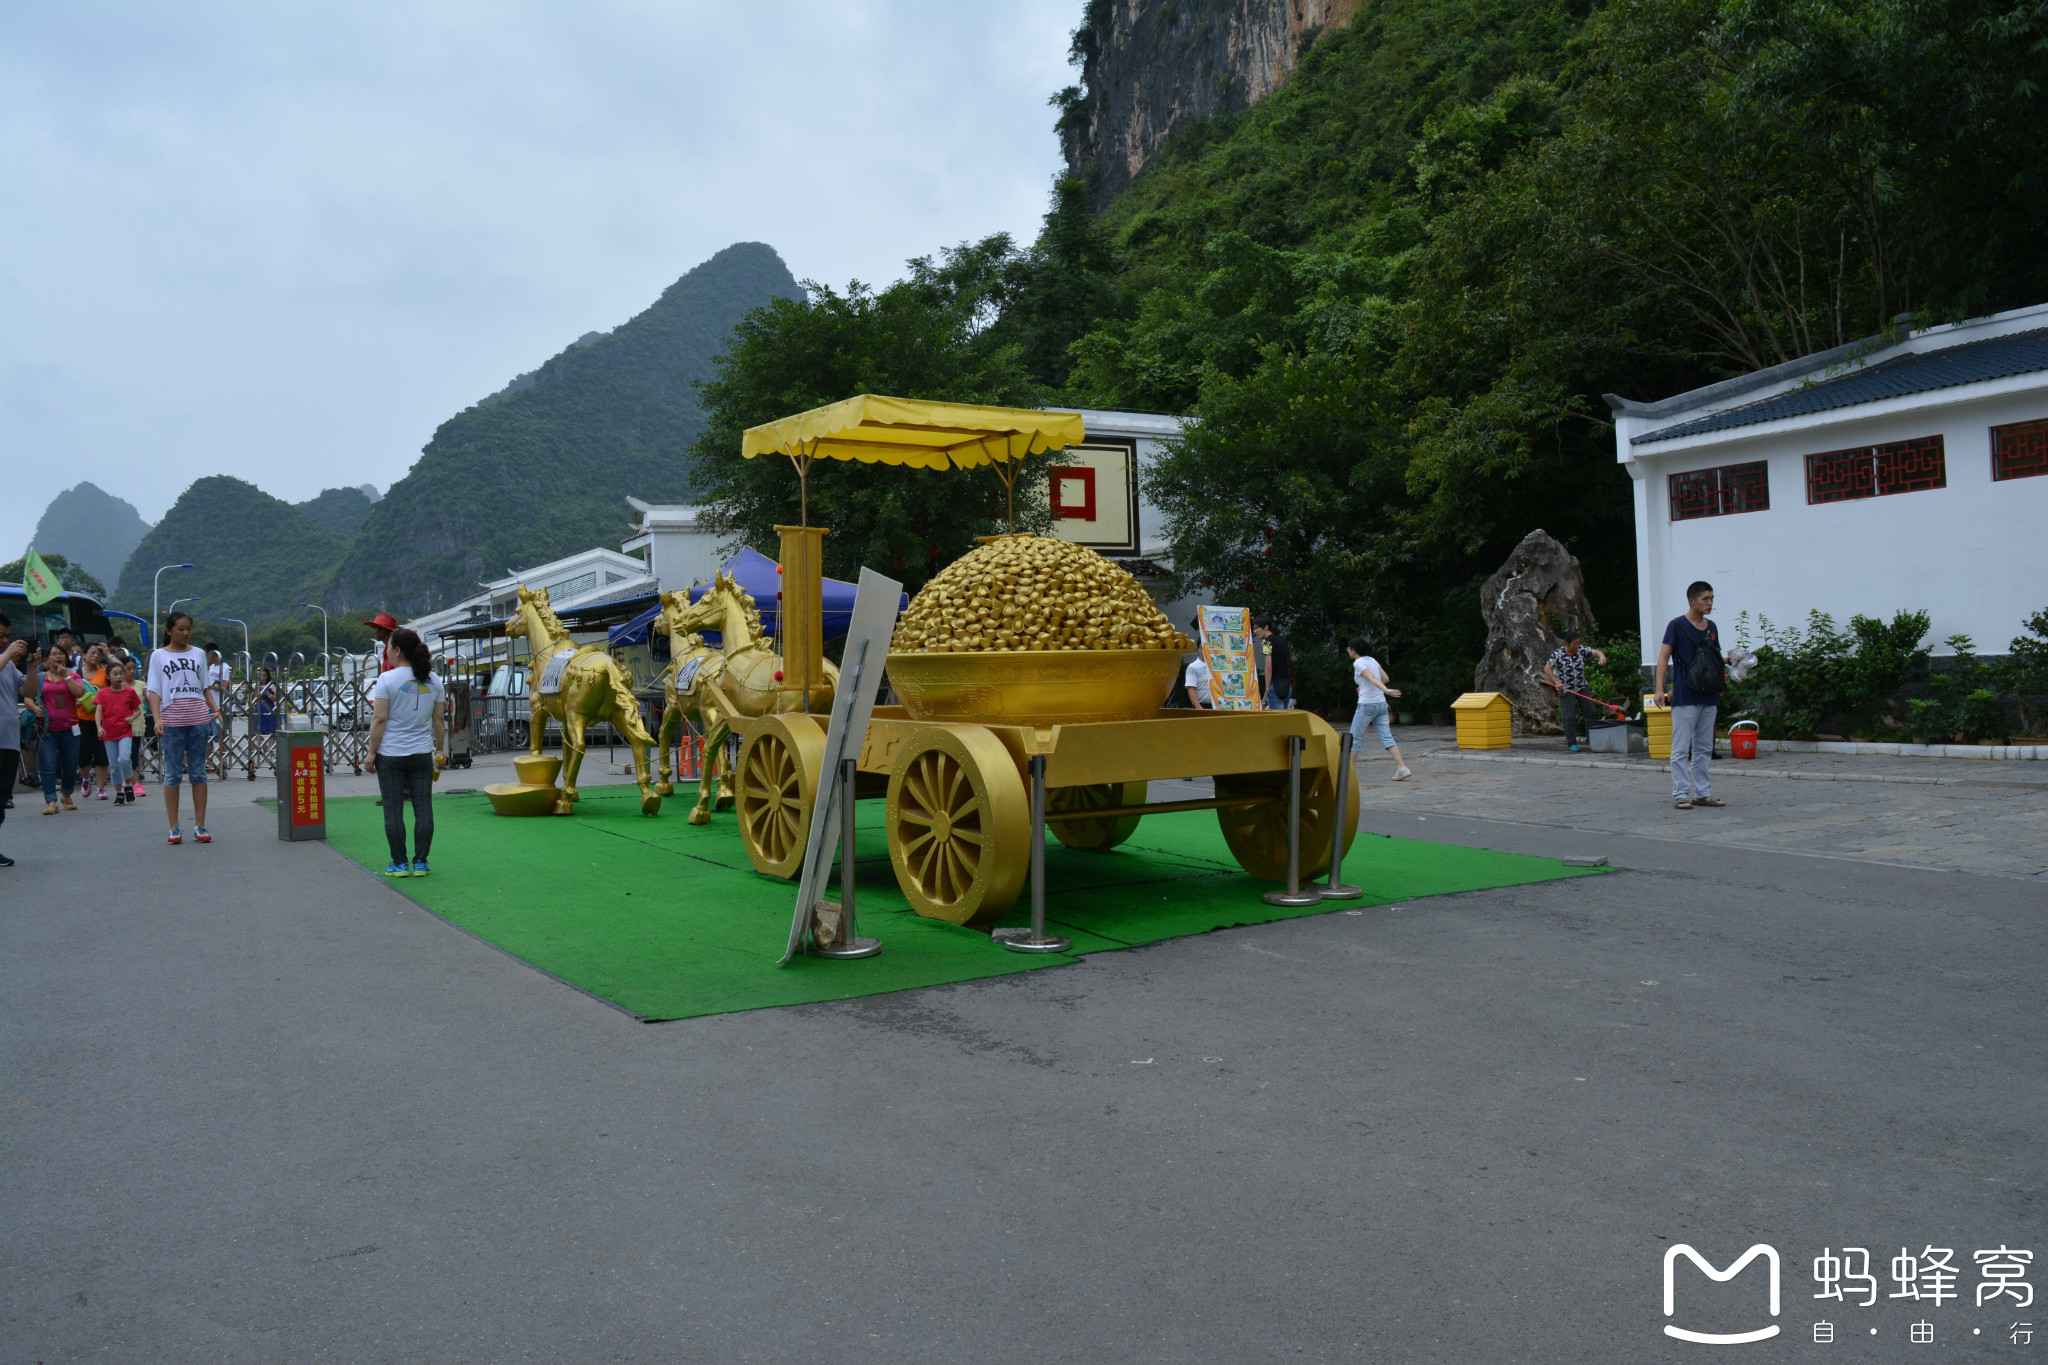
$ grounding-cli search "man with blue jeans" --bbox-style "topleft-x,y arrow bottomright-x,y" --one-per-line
1655,580 -> 1736,810
1346,636 -> 1412,780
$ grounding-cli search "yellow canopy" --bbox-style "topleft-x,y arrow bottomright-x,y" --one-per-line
741,395 -> 1086,471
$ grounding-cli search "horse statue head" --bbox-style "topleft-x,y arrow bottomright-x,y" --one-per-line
667,572 -> 766,652
505,584 -> 568,646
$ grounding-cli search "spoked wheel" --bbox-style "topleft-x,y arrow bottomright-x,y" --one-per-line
506,720 -> 531,751
1048,782 -> 1145,851
734,714 -> 824,879
886,725 -> 1028,926
1214,755 -> 1358,882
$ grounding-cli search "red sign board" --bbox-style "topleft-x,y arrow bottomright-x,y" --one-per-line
290,745 -> 324,827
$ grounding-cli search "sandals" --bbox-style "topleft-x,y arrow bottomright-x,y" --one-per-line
1694,797 -> 1726,807
1674,798 -> 1693,809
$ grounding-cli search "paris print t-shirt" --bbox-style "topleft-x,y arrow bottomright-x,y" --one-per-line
146,647 -> 214,726
370,668 -> 444,757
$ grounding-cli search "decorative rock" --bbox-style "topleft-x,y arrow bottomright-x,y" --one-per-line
1475,529 -> 1598,735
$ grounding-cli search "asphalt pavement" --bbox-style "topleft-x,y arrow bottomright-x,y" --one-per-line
3,743 -> 2042,1362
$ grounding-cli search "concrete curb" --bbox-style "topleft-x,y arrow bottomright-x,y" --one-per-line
1418,749 -> 2046,788
1752,738 -> 2043,760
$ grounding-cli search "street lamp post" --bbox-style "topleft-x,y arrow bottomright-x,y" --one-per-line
298,603 -> 330,676
151,562 -> 194,652
219,618 -> 252,681
167,596 -> 202,620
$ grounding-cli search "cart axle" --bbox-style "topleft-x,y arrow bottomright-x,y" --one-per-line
1043,793 -> 1272,824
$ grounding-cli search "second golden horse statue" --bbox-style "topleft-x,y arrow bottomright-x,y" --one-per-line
504,584 -> 663,816
653,571 -> 837,826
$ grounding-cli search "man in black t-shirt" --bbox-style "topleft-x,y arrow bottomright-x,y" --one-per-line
1654,580 -> 1738,810
1252,617 -> 1294,710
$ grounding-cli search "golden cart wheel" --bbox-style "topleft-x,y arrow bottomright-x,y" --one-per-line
886,725 -> 1030,926
734,713 -> 825,879
1048,782 -> 1145,852
1214,757 -> 1359,882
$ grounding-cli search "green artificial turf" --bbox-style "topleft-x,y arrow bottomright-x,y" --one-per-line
325,781 -> 1599,1021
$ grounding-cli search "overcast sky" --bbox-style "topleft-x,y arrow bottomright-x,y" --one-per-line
0,0 -> 1076,557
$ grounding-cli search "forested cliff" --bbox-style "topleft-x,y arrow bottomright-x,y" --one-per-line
1058,0 -> 1364,206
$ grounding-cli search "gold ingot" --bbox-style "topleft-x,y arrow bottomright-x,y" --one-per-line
513,754 -> 562,787
485,782 -> 561,817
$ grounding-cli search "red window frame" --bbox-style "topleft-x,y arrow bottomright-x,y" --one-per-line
1669,460 -> 1770,521
1049,465 -> 1096,520
1805,435 -> 1946,504
1991,417 -> 2048,482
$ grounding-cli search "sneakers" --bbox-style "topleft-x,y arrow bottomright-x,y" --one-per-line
409,859 -> 430,877
60,795 -> 77,811
167,827 -> 182,844
381,861 -> 410,877
194,827 -> 211,843
1393,766 -> 1413,781
43,802 -> 58,816
1566,743 -> 1581,753
133,782 -> 147,797
96,785 -> 110,800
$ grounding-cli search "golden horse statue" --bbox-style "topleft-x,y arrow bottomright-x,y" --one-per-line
504,584 -> 663,816
653,571 -> 837,826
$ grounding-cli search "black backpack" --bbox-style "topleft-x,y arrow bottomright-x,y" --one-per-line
1683,625 -> 1725,696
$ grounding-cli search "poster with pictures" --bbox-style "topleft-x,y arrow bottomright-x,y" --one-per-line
1198,606 -> 1262,711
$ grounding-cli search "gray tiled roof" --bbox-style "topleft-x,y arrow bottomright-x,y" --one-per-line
1635,327 -> 2048,444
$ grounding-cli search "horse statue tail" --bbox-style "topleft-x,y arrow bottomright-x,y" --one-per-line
608,662 -> 658,747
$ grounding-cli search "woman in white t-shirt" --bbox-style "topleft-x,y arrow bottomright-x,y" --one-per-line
1346,636 -> 1411,780
365,628 -> 447,878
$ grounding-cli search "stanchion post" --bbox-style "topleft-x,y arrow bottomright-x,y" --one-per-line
1321,731 -> 1363,900
811,755 -> 880,959
1263,734 -> 1323,907
1000,753 -> 1071,954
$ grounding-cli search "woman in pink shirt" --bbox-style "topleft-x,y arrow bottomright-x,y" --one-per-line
35,646 -> 86,813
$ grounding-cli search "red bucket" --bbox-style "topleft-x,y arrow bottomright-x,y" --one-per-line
1729,720 -> 1759,759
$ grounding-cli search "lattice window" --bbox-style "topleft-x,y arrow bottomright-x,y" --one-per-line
1805,435 -> 1946,503
549,571 -> 598,599
1669,461 -> 1770,521
1992,417 -> 2048,481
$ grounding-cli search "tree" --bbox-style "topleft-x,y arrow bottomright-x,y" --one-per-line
687,242 -> 1057,594
0,553 -> 108,599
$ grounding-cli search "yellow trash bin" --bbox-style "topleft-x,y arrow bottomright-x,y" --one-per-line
1451,692 -> 1513,749
1643,695 -> 1672,760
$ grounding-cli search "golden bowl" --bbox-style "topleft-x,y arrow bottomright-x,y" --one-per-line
513,754 -> 562,787
885,648 -> 1184,726
485,782 -> 561,817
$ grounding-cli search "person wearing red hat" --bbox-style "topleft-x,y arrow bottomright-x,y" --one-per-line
363,613 -> 401,673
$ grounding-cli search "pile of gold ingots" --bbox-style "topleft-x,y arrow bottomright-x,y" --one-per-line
891,534 -> 1194,653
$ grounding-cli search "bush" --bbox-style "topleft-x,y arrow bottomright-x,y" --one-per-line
1722,609 -> 1930,739
1906,634 -> 2023,744
1996,609 -> 2048,738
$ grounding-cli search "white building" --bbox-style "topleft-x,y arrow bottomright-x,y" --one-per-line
1608,304 -> 2047,659
405,546 -> 656,647
620,499 -> 727,596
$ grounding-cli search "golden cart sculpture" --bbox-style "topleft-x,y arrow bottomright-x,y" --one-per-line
708,396 -> 1362,932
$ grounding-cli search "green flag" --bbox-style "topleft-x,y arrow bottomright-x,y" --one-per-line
21,548 -> 63,606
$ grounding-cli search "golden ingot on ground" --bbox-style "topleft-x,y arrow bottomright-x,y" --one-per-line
889,534 -> 1193,655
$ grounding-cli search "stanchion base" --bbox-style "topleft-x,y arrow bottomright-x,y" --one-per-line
811,937 -> 882,959
1262,889 -> 1325,907
992,929 -> 1072,954
1319,883 -> 1365,901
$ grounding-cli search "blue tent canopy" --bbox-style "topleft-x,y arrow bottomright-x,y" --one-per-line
608,546 -> 901,648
